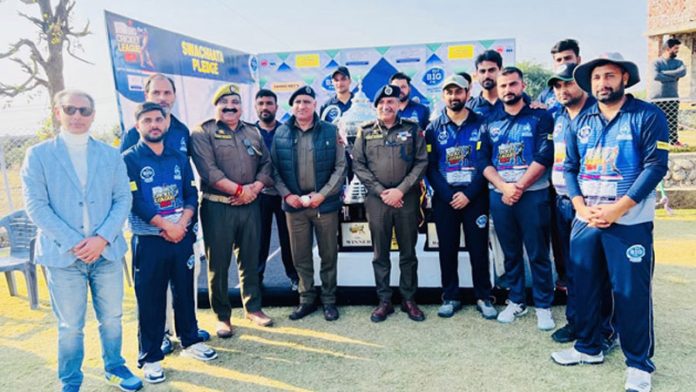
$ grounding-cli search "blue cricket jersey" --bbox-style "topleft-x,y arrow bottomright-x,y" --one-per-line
564,95 -> 670,225
477,105 -> 554,192
123,141 -> 198,236
425,110 -> 486,202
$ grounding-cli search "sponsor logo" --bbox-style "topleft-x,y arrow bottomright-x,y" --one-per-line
438,129 -> 449,144
476,215 -> 488,228
174,165 -> 182,180
626,244 -> 646,263
422,67 -> 445,87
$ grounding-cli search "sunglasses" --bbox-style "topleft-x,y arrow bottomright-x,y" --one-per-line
61,105 -> 94,117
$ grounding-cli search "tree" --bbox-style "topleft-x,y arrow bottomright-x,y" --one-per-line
0,0 -> 91,126
517,61 -> 553,101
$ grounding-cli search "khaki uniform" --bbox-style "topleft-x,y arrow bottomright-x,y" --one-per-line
190,119 -> 272,321
352,118 -> 428,301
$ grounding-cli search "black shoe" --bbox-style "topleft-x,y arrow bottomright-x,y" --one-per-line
288,303 -> 317,320
551,323 -> 577,343
323,304 -> 339,321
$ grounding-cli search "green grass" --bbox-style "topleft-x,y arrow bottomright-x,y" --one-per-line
1,211 -> 696,391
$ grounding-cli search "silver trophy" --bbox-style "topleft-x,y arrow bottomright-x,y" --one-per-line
337,79 -> 376,204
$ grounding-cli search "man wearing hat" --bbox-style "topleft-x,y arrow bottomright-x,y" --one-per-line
320,66 -> 354,124
124,102 -> 217,383
190,84 -> 274,337
390,72 -> 431,130
424,75 -> 496,320
477,66 -> 556,331
551,53 -> 669,392
546,64 -> 617,350
271,85 -> 346,321
352,84 -> 428,322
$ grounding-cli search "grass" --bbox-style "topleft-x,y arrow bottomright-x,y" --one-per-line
1,212 -> 695,391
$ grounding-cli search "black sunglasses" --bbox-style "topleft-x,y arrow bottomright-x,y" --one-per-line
62,105 -> 94,117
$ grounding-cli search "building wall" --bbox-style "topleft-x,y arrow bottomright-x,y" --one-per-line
647,0 -> 696,99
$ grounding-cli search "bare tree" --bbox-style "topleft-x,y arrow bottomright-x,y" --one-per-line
0,0 -> 91,106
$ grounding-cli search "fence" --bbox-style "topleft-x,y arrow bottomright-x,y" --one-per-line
649,98 -> 696,143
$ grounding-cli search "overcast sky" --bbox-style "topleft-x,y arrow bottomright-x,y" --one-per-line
0,0 -> 648,133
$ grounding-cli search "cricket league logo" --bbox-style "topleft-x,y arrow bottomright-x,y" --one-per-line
497,142 -> 526,167
583,146 -> 623,180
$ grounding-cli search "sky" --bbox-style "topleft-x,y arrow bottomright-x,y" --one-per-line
0,0 -> 649,134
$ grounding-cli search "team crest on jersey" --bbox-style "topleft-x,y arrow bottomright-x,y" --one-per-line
584,146 -> 622,179
490,127 -> 501,142
616,124 -> 633,141
174,165 -> 182,180
578,125 -> 592,144
140,166 -> 155,183
438,129 -> 449,144
626,244 -> 646,263
476,215 -> 488,228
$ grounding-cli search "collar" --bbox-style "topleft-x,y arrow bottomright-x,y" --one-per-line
134,139 -> 175,158
216,119 -> 244,133
255,120 -> 281,133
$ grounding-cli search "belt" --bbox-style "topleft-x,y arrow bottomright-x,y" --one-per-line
202,193 -> 230,204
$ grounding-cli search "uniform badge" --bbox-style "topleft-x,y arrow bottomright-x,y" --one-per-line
476,215 -> 488,229
140,166 -> 155,183
214,129 -> 232,139
626,244 -> 646,263
385,85 -> 393,95
578,126 -> 592,144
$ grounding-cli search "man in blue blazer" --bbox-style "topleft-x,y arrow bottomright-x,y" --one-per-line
21,90 -> 142,392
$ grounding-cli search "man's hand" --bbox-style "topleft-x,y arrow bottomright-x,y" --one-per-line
161,221 -> 187,243
450,192 -> 470,210
500,183 -> 522,205
589,203 -> 626,229
284,194 -> 304,209
229,184 -> 259,205
529,101 -> 548,110
72,236 -> 108,263
381,188 -> 404,208
308,192 -> 325,209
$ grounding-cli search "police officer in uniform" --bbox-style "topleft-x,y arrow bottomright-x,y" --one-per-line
425,75 -> 497,320
124,103 -> 217,383
389,72 -> 431,130
190,84 -> 274,337
353,84 -> 428,322
271,86 -> 346,322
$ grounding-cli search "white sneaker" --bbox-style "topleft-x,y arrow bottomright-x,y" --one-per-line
536,308 -> 555,331
625,367 -> 652,392
181,342 -> 218,361
142,361 -> 165,384
551,347 -> 604,366
496,300 -> 528,323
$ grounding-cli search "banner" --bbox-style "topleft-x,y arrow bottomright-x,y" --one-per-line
257,39 -> 516,122
105,11 -> 257,132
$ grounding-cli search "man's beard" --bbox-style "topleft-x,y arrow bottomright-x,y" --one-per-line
669,52 -> 677,59
596,85 -> 624,104
447,100 -> 466,112
259,110 -> 275,123
502,93 -> 522,105
144,130 -> 164,143
560,94 -> 582,108
481,79 -> 496,90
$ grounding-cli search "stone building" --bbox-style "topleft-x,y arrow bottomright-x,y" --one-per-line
647,0 -> 696,99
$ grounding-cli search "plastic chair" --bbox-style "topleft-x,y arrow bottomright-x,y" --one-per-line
0,210 -> 39,309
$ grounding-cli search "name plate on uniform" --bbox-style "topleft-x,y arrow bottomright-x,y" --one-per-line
424,222 -> 466,251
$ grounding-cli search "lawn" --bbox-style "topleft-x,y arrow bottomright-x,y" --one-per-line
0,211 -> 695,391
